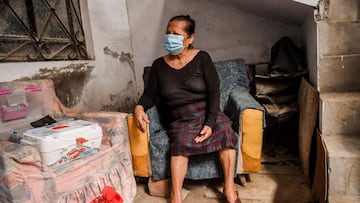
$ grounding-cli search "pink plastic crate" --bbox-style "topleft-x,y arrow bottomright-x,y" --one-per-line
1,103 -> 29,121
0,86 -> 40,122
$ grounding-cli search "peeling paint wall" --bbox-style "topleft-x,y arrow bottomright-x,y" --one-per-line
76,0 -> 136,113
0,0 -> 136,113
0,0 -> 316,114
18,63 -> 94,107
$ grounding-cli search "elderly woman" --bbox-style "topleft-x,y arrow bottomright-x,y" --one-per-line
134,15 -> 241,203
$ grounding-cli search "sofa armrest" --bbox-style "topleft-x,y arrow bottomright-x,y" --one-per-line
146,107 -> 170,180
225,88 -> 265,131
225,89 -> 265,173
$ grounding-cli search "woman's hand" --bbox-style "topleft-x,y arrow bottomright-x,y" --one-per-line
194,125 -> 212,143
134,105 -> 149,132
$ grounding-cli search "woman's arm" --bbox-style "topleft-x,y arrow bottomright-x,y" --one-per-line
202,51 -> 220,129
195,51 -> 219,143
135,65 -> 158,131
138,65 -> 158,110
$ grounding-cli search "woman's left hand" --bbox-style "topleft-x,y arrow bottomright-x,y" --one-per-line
195,125 -> 212,143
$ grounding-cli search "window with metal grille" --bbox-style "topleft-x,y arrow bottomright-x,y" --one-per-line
0,0 -> 88,62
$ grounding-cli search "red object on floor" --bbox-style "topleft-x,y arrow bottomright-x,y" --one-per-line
90,186 -> 123,203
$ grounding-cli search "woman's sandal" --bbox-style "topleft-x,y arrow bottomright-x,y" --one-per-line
234,191 -> 241,203
224,188 -> 241,203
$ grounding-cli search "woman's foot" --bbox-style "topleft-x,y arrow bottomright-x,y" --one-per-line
224,187 -> 241,203
234,191 -> 241,203
171,192 -> 183,203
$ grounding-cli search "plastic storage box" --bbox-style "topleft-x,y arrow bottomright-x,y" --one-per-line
1,90 -> 29,121
21,120 -> 103,166
0,87 -> 41,122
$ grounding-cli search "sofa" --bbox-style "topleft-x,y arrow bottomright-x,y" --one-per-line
134,59 -> 265,195
0,79 -> 136,203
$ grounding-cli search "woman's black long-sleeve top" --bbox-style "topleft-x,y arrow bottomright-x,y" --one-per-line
138,51 -> 220,129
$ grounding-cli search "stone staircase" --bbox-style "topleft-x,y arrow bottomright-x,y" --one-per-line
316,0 -> 360,202
319,92 -> 360,202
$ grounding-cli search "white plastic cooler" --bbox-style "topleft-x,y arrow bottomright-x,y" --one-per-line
21,119 -> 103,166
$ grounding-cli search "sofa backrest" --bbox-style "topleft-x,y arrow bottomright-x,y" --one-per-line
213,59 -> 250,111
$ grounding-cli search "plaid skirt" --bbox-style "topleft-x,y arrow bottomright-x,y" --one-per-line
166,101 -> 238,156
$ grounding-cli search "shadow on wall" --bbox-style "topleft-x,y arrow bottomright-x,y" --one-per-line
101,80 -> 138,113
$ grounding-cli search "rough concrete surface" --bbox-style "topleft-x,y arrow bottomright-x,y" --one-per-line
328,0 -> 360,21
322,134 -> 360,198
134,164 -> 314,203
318,21 -> 360,56
320,93 -> 360,135
318,55 -> 360,93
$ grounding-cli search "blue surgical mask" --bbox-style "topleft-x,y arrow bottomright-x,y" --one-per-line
164,34 -> 184,55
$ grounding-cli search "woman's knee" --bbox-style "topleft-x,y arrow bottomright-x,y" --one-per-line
218,147 -> 236,159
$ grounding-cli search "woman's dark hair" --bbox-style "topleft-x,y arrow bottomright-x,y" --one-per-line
169,15 -> 195,36
169,15 -> 195,48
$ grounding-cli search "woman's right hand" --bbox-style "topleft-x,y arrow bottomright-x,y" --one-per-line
134,105 -> 149,132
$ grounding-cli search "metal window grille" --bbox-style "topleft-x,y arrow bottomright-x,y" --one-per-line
0,0 -> 88,62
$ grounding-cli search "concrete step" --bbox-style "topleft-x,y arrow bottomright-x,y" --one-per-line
320,92 -> 360,135
318,54 -> 360,93
322,134 -> 360,201
318,22 -> 360,56
327,0 -> 360,22
328,195 -> 360,203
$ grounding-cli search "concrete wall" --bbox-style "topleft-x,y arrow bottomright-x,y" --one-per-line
0,0 -> 316,113
315,0 -> 360,201
316,0 -> 360,93
0,0 -> 137,112
127,0 -> 305,93
302,14 -> 318,87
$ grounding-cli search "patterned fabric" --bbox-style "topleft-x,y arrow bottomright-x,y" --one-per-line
147,106 -> 227,180
213,59 -> 250,111
225,89 -> 266,135
167,101 -> 238,156
0,80 -> 136,203
147,59 -> 264,180
0,142 -> 56,203
55,144 -> 134,203
147,106 -> 171,179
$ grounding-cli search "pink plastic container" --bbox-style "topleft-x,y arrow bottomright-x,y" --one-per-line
1,104 -> 29,121
0,87 -> 41,121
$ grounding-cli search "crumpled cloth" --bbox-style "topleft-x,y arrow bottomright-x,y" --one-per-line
90,186 -> 123,203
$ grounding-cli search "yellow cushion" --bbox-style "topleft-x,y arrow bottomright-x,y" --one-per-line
241,109 -> 263,172
127,114 -> 151,177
